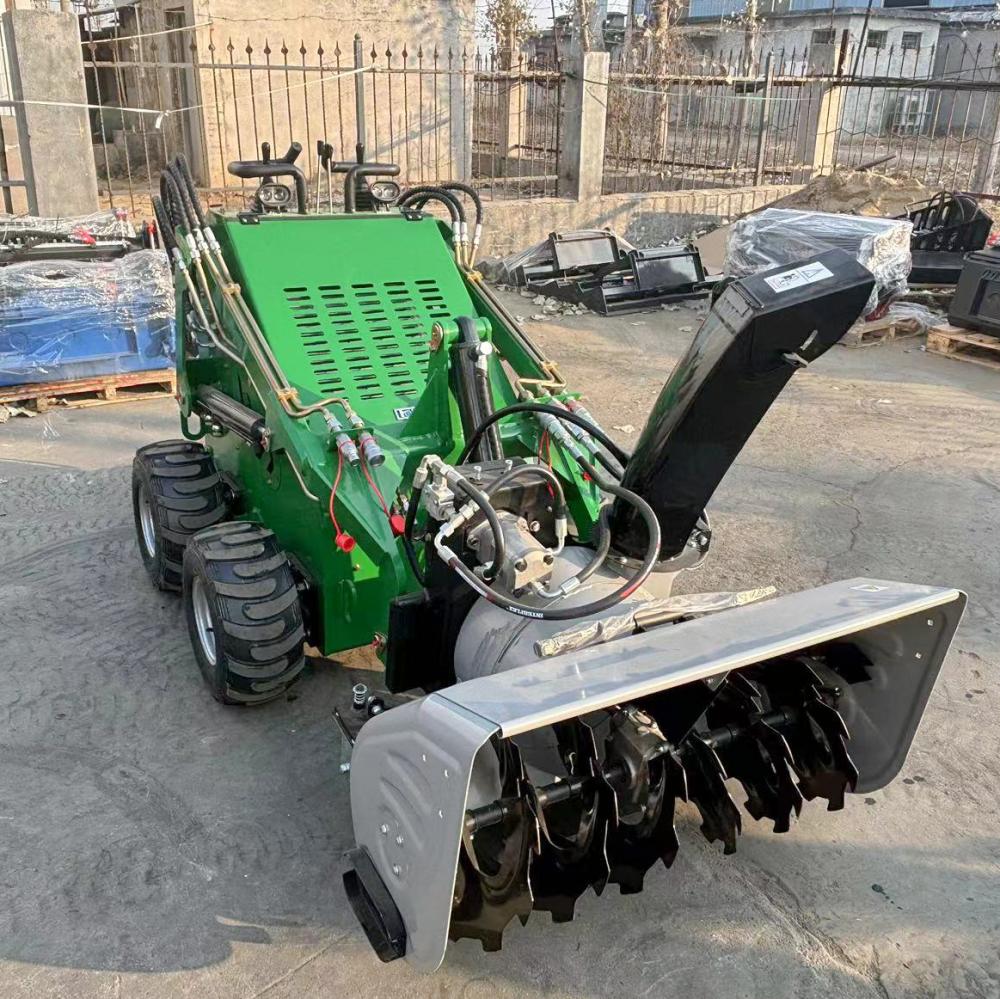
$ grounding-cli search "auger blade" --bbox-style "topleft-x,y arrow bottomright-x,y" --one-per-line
752,657 -> 859,812
528,718 -> 614,922
798,695 -> 859,810
747,719 -> 804,832
449,742 -> 535,950
681,733 -> 742,854
607,750 -> 687,893
705,675 -> 804,834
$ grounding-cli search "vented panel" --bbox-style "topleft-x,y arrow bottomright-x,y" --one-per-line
281,279 -> 452,402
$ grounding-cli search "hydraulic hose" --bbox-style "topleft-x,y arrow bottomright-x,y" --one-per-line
438,182 -> 484,264
151,195 -> 177,255
398,186 -> 467,263
399,185 -> 465,223
436,466 -> 659,621
174,153 -> 207,229
401,484 -> 429,586
575,504 -> 612,584
458,403 -> 631,468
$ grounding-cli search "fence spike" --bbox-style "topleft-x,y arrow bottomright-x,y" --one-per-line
281,39 -> 289,56
300,40 -> 307,57
263,39 -> 271,56
402,43 -> 408,62
318,41 -> 324,57
245,39 -> 253,57
226,37 -> 235,55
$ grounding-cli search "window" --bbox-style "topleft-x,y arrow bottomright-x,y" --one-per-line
866,30 -> 888,49
812,29 -> 836,46
901,31 -> 922,50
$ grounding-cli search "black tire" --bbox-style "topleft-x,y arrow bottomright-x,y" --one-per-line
132,440 -> 228,591
182,522 -> 306,705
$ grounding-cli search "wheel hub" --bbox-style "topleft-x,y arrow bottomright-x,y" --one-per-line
138,485 -> 157,557
191,576 -> 218,666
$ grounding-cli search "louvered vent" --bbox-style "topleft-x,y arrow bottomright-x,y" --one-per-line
282,279 -> 451,402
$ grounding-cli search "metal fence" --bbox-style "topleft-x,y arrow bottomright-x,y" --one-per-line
603,37 -> 1000,195
80,22 -> 568,216
471,51 -> 564,199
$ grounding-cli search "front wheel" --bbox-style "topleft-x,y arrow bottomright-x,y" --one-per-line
182,522 -> 306,705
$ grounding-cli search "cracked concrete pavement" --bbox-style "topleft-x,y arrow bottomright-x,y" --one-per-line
1,293 -> 998,998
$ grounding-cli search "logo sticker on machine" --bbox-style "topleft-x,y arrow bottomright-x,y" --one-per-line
763,261 -> 834,294
393,406 -> 415,421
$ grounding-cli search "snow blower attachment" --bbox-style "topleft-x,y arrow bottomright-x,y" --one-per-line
135,50 -> 963,972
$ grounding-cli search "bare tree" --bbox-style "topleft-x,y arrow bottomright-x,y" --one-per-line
482,0 -> 534,65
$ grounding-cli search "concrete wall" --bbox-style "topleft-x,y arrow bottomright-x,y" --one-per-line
478,183 -> 799,258
2,7 -> 99,216
123,0 -> 476,191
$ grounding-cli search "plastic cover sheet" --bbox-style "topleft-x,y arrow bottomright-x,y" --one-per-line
479,229 -> 637,285
724,208 -> 913,313
0,209 -> 135,240
0,250 -> 175,384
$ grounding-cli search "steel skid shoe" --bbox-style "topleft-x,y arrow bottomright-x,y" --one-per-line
346,579 -> 965,971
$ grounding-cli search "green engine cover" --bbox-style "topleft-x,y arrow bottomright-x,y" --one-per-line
175,209 -> 601,660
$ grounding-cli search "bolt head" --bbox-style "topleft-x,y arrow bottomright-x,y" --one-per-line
395,835 -> 404,846
392,864 -> 401,876
380,824 -> 389,835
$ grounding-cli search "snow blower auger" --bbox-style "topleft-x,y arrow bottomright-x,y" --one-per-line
131,44 -> 964,974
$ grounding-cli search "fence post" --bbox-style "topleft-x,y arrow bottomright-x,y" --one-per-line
558,50 -> 609,200
753,53 -> 774,186
2,4 -> 99,215
974,94 -> 1000,194
793,83 -> 844,183
498,63 -> 526,160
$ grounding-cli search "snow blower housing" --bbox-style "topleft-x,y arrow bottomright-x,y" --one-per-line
133,53 -> 964,973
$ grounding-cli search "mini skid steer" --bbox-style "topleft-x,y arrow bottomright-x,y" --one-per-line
133,56 -> 965,973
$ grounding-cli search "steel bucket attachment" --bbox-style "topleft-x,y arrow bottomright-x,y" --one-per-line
345,577 -> 965,970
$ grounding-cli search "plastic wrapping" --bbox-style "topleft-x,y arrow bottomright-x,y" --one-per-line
0,250 -> 175,387
0,209 -> 134,241
479,229 -> 637,285
724,208 -> 913,314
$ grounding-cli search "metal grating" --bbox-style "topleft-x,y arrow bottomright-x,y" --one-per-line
282,279 -> 451,402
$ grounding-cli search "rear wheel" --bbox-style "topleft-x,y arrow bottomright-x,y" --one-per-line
182,522 -> 306,705
132,440 -> 228,591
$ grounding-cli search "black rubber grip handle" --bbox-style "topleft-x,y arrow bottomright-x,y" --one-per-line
343,162 -> 400,212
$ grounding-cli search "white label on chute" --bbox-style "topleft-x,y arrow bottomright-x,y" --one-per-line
763,261 -> 834,293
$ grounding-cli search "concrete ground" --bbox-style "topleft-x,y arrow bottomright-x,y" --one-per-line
1,295 -> 999,999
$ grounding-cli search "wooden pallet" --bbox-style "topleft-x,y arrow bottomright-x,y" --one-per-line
842,315 -> 921,347
0,369 -> 176,413
925,324 -> 1000,372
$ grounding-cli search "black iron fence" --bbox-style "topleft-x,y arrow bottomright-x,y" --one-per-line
604,36 -> 1000,195
80,23 -> 566,216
